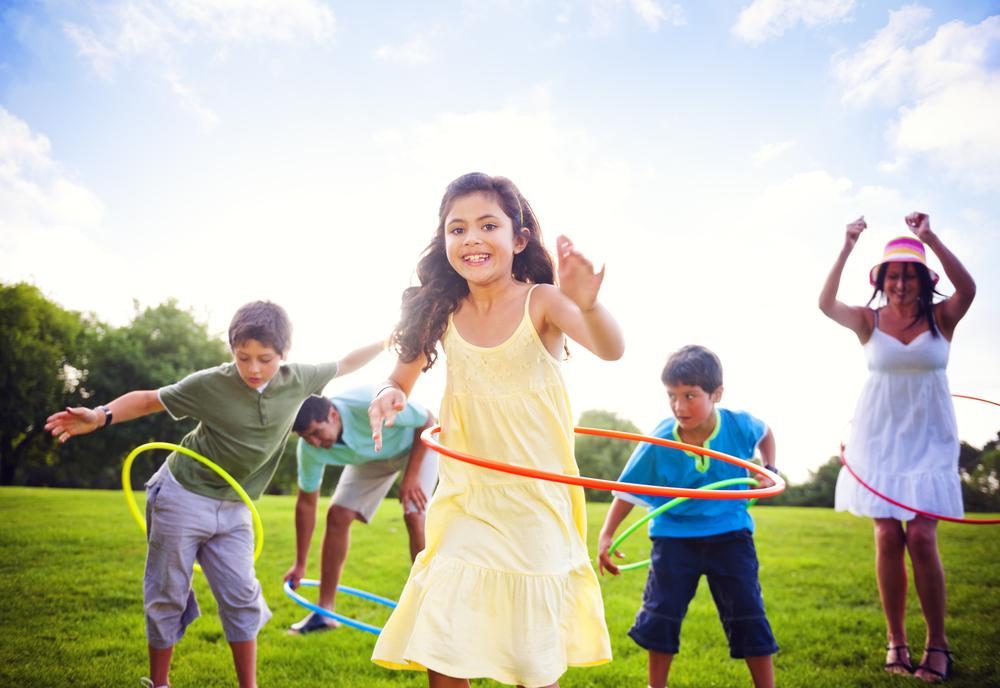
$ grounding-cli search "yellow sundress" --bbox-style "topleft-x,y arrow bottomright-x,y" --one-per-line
372,285 -> 612,686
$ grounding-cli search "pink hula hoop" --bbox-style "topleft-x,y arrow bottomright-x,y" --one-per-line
840,394 -> 1000,525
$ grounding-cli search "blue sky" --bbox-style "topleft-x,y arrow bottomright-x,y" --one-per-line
2,0 -> 998,482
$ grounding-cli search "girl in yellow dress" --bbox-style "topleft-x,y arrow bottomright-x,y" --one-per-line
368,172 -> 624,687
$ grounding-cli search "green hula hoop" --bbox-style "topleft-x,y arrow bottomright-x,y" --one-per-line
122,442 -> 264,573
609,477 -> 759,571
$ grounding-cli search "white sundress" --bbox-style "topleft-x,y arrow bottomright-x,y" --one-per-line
835,309 -> 964,520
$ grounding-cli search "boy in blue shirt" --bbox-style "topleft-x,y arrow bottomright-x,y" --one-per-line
598,345 -> 779,688
45,301 -> 383,688
283,386 -> 437,634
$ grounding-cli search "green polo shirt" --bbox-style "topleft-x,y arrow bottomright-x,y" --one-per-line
159,360 -> 339,500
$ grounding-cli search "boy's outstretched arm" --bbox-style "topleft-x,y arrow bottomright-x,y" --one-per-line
44,390 -> 164,443
335,340 -> 385,377
597,497 -> 635,576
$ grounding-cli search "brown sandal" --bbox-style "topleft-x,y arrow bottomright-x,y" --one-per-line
915,647 -> 953,683
884,644 -> 914,674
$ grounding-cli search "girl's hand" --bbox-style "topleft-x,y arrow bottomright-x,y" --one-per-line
596,532 -> 624,576
905,212 -> 932,242
845,216 -> 866,250
368,387 -> 406,453
44,406 -> 101,443
556,234 -> 605,311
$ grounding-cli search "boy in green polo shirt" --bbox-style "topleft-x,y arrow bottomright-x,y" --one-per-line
45,300 -> 384,688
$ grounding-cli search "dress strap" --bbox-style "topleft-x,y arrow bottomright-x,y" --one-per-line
524,283 -> 540,319
873,309 -> 880,329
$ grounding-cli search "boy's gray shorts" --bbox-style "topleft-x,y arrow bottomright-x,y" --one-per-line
143,465 -> 271,647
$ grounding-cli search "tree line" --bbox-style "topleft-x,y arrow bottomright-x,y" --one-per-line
3,281 -> 998,510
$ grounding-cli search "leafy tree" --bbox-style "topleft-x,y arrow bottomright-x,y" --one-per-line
0,283 -> 84,485
960,433 -> 1000,513
38,300 -> 230,488
759,456 -> 840,507
575,409 -> 641,503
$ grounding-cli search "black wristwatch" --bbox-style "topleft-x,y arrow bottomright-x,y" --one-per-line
764,464 -> 778,475
98,405 -> 113,428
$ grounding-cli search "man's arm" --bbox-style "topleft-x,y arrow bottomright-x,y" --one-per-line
284,489 -> 319,588
45,390 -> 164,443
397,411 -> 436,513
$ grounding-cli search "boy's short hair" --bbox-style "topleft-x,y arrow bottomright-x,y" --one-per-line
661,345 -> 723,393
293,395 -> 332,434
228,301 -> 292,354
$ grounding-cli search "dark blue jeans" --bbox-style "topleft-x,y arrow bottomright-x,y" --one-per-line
628,529 -> 778,658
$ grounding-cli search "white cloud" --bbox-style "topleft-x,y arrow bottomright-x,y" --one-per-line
164,71 -> 220,129
582,0 -> 684,35
168,0 -> 336,43
733,0 -> 855,43
833,10 -> 1000,190
0,108 -> 116,315
62,0 -> 336,124
833,5 -> 934,106
629,0 -> 685,30
753,139 -> 795,165
66,0 -> 335,67
374,37 -> 433,64
890,77 -> 1000,189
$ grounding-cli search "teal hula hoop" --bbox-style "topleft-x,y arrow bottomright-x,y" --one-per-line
283,579 -> 397,635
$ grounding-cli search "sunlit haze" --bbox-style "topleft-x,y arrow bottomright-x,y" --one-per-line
2,0 -> 998,482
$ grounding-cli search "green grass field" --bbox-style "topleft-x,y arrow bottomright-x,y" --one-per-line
1,487 -> 997,687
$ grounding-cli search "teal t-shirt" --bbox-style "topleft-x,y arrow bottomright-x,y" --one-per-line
296,385 -> 429,493
615,408 -> 767,538
159,360 -> 339,500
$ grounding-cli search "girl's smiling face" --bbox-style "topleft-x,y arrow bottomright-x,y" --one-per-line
444,192 -> 528,287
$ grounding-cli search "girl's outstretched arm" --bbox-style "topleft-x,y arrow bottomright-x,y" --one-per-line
906,212 -> 976,338
597,497 -> 635,576
541,234 -> 625,360
368,356 -> 425,452
818,216 -> 872,343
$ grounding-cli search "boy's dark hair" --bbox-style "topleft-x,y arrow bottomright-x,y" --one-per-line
228,301 -> 292,354
661,345 -> 723,393
293,395 -> 332,434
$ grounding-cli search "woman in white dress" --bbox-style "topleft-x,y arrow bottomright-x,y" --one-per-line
818,212 -> 976,683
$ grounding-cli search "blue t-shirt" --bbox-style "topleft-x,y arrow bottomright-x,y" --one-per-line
615,408 -> 768,538
296,385 -> 430,493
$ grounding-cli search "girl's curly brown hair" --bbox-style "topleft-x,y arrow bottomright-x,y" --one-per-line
390,172 -> 556,371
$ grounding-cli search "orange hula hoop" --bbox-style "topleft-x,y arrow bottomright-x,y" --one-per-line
840,393 -> 1000,525
420,425 -> 786,500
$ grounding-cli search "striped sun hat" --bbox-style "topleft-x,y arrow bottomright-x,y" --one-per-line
869,236 -> 939,286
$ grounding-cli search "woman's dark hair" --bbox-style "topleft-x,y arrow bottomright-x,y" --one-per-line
867,262 -> 942,337
391,172 -> 556,371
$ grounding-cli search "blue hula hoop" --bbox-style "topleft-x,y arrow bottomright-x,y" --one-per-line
283,579 -> 397,636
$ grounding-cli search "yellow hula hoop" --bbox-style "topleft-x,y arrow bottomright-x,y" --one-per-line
122,442 -> 264,572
